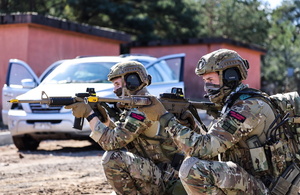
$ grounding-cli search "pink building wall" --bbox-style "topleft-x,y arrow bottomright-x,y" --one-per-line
26,24 -> 125,76
130,42 -> 265,99
0,14 -> 131,111
0,23 -> 125,77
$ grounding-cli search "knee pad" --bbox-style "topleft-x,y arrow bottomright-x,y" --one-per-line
179,157 -> 199,179
102,150 -> 127,165
102,151 -> 115,165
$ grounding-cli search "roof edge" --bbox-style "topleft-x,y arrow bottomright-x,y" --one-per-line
0,13 -> 132,42
127,37 -> 266,53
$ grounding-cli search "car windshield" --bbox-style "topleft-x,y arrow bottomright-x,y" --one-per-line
42,62 -> 116,84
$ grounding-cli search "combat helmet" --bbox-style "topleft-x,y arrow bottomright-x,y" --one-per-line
195,49 -> 249,81
108,61 -> 151,94
195,49 -> 249,103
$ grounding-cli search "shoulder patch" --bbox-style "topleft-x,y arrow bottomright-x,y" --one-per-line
125,122 -> 138,132
228,110 -> 246,122
222,120 -> 237,134
129,112 -> 145,122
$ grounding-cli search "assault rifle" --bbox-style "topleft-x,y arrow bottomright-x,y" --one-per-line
9,87 -> 220,131
8,88 -> 123,130
158,88 -> 220,131
86,87 -> 220,131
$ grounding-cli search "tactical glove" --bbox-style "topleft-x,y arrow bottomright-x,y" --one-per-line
138,96 -> 167,121
64,97 -> 92,118
159,112 -> 174,128
178,110 -> 195,128
92,103 -> 108,123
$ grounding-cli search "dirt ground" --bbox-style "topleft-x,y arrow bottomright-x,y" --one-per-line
0,111 -> 214,195
0,140 -> 113,195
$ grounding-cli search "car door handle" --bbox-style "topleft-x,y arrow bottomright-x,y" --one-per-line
3,92 -> 13,97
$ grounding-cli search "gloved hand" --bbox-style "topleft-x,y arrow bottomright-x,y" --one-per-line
138,96 -> 167,121
159,112 -> 174,129
178,110 -> 195,128
64,97 -> 92,118
92,103 -> 108,123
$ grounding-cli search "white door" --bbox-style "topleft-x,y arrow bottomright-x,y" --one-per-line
2,59 -> 39,125
145,53 -> 186,96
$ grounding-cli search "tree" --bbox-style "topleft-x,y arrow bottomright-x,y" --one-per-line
0,0 -> 67,16
64,0 -> 200,41
194,0 -> 270,45
262,0 -> 300,93
1,0 -> 270,44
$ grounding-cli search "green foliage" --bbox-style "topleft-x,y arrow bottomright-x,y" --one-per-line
195,0 -> 270,44
0,0 -> 270,43
1,0 -> 300,93
0,0 -> 67,16
262,0 -> 300,93
62,0 -> 200,41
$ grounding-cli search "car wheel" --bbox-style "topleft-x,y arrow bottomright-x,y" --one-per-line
12,135 -> 40,151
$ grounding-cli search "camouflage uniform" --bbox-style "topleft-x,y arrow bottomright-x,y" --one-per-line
89,61 -> 187,195
90,108 -> 186,195
160,49 -> 275,194
165,83 -> 271,194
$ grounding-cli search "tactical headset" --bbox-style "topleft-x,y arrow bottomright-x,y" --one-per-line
125,73 -> 142,91
223,67 -> 242,87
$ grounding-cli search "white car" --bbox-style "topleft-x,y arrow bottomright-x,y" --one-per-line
2,53 -> 185,150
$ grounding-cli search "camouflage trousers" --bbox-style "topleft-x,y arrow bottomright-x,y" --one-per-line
179,157 -> 270,195
102,150 -> 186,195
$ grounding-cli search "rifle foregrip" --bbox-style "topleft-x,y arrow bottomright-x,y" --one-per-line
49,97 -> 77,106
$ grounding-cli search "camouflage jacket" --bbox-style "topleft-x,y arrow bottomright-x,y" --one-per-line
165,84 -> 276,174
90,108 -> 181,164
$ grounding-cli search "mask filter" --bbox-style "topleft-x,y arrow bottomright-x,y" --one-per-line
204,83 -> 221,96
114,87 -> 123,97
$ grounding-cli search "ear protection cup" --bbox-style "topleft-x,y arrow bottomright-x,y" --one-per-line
125,73 -> 142,91
147,75 -> 152,86
223,68 -> 241,86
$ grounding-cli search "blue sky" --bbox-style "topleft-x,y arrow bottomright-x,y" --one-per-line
265,0 -> 282,9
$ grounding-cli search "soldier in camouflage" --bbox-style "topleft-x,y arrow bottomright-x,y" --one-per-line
65,61 -> 187,195
157,49 -> 296,194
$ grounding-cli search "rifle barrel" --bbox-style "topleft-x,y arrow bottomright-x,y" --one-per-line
9,99 -> 50,104
86,96 -> 152,106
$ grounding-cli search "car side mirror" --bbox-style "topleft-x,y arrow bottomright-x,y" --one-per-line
21,79 -> 36,89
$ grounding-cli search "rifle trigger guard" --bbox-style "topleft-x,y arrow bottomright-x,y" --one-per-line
84,97 -> 89,104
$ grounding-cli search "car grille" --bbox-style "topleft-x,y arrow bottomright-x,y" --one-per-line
26,120 -> 62,124
29,103 -> 62,113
